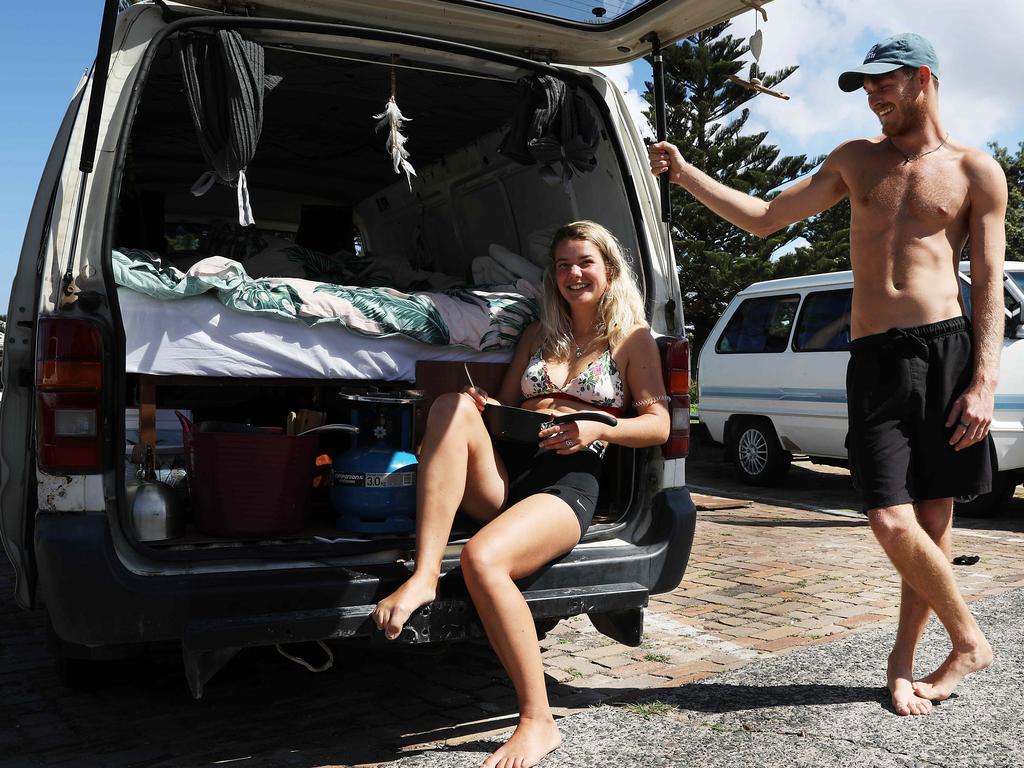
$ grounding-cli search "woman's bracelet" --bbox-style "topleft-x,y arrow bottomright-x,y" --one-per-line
633,394 -> 671,409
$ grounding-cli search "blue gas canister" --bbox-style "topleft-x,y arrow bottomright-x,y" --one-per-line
331,392 -> 421,533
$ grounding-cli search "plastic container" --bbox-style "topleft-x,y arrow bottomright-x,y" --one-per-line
177,413 -> 318,537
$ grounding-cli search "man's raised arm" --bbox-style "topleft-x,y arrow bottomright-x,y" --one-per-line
648,140 -> 849,238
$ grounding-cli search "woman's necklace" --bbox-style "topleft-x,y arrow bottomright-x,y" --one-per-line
571,330 -> 596,359
887,133 -> 949,164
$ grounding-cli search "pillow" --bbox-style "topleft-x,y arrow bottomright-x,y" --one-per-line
471,256 -> 517,287
202,222 -> 268,262
245,240 -> 353,283
526,225 -> 560,267
488,243 -> 543,286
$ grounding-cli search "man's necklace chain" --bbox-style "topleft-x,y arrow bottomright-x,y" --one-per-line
887,133 -> 950,164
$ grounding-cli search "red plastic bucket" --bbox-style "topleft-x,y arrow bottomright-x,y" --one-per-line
177,412 -> 318,537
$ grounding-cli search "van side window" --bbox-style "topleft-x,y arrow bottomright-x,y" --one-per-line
793,289 -> 852,352
716,295 -> 799,354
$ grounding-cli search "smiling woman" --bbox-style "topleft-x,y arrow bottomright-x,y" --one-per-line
373,220 -> 670,768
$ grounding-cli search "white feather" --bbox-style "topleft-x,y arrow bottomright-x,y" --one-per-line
373,96 -> 416,189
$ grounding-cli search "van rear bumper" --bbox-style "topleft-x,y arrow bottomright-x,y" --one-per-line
34,488 -> 695,648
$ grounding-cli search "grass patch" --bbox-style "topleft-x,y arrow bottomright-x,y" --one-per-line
704,721 -> 744,733
643,652 -> 670,664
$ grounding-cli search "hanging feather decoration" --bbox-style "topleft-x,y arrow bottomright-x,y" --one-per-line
374,57 -> 416,189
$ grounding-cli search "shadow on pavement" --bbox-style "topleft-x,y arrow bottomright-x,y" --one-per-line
650,681 -> 889,712
688,440 -> 1024,533
700,516 -> 866,528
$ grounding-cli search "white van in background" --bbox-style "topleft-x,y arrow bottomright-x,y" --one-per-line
697,262 -> 1024,517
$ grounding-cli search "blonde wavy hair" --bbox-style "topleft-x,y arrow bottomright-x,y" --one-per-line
537,221 -> 647,360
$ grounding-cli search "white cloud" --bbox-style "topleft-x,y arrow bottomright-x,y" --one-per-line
597,62 -> 656,140
735,0 -> 1024,155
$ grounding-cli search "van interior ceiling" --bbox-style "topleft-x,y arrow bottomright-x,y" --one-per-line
121,37 -> 518,264
114,29 -> 641,554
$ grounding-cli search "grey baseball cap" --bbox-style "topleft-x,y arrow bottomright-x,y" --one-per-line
838,33 -> 940,92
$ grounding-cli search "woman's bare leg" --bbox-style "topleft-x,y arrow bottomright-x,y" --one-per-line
460,494 -> 582,768
372,393 -> 507,639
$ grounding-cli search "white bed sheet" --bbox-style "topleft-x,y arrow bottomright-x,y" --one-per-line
119,287 -> 512,380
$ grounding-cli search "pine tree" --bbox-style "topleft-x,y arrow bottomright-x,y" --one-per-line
991,142 -> 1023,261
772,197 -> 851,279
647,22 -> 820,361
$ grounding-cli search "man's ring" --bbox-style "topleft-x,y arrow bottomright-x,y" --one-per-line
960,421 -> 971,428
564,438 -> 575,448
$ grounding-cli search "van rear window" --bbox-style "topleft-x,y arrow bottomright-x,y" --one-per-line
793,289 -> 852,352
715,295 -> 799,354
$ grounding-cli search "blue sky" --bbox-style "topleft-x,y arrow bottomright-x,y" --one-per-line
0,2 -> 100,313
2,1 -> 1023,311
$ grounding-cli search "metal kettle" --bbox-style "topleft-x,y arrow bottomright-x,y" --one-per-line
129,445 -> 184,542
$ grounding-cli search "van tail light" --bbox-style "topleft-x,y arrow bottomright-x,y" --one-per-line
661,338 -> 690,459
35,318 -> 106,473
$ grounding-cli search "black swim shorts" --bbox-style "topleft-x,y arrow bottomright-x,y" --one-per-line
495,440 -> 603,539
846,316 -> 993,512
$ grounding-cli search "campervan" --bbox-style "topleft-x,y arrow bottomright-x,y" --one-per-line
0,0 -> 743,695
697,262 -> 1024,516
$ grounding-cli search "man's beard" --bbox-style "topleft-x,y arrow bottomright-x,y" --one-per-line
881,91 -> 928,138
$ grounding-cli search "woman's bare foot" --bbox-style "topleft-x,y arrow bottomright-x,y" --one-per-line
481,716 -> 562,768
887,657 -> 932,716
912,637 -> 993,702
371,573 -> 438,640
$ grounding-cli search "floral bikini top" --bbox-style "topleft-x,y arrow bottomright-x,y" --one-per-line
520,346 -> 626,415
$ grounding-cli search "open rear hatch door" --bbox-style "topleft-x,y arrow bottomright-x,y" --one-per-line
173,0 -> 762,65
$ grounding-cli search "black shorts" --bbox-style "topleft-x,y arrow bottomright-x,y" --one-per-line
846,316 -> 993,512
494,440 -> 603,539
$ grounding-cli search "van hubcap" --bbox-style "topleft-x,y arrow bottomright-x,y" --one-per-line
738,428 -> 769,475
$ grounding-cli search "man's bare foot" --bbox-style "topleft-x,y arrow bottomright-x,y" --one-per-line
371,573 -> 437,640
887,658 -> 932,716
481,716 -> 562,768
912,637 -> 993,702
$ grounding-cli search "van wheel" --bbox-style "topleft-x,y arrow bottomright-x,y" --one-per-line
46,618 -> 103,690
46,618 -> 142,690
534,618 -> 560,640
732,420 -> 791,485
954,473 -> 1018,518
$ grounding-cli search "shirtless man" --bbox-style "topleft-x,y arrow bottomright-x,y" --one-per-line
649,33 -> 1007,716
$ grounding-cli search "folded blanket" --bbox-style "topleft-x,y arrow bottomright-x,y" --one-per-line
113,249 -> 537,351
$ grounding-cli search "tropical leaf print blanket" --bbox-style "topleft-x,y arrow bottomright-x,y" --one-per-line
112,249 -> 538,351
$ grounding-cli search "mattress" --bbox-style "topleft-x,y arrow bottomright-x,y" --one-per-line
119,288 -> 512,380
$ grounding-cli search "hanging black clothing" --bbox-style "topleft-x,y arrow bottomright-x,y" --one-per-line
499,75 -> 600,182
177,30 -> 282,226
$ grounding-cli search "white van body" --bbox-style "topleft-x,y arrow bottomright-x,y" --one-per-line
698,262 -> 1024,514
0,0 -> 754,695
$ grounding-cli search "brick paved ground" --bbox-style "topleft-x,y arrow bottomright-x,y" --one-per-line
1,454 -> 1022,766
538,488 -> 1024,706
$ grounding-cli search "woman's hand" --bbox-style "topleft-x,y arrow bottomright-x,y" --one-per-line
460,385 -> 489,412
539,418 -> 608,455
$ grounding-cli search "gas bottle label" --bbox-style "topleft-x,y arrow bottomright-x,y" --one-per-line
335,471 -> 416,488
